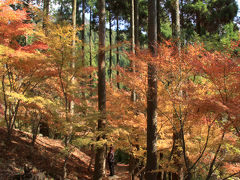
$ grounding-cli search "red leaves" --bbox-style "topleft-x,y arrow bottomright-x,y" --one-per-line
20,41 -> 48,53
223,163 -> 240,174
0,0 -> 33,49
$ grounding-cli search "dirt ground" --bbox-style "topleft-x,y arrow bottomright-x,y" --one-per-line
0,127 -> 133,180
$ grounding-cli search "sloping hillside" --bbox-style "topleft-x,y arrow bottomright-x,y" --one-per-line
0,127 -> 92,179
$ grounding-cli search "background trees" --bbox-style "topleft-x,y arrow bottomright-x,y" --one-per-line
0,0 -> 239,179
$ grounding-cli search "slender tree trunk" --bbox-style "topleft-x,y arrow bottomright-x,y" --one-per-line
116,15 -> 120,89
175,0 -> 181,52
129,1 -> 137,178
31,113 -> 41,145
206,132 -> 225,180
2,75 -> 20,142
131,0 -> 135,54
168,172 -> 172,180
146,0 -> 158,180
134,0 -> 139,48
163,171 -> 167,180
109,11 -> 112,81
130,0 -> 136,102
93,0 -> 106,179
157,152 -> 164,180
63,0 -> 77,178
132,0 -> 139,102
76,0 -> 80,24
170,0 -> 182,178
40,0 -> 50,136
157,0 -> 161,43
71,0 -> 77,114
43,0 -> 50,33
157,2 -> 165,177
89,6 -> 93,96
82,0 -> 85,66
89,7 -> 92,67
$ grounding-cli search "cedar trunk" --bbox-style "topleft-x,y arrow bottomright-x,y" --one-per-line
93,0 -> 106,179
171,0 -> 182,179
146,0 -> 158,180
109,11 -> 112,81
116,15 -> 120,89
43,0 -> 49,31
82,0 -> 85,66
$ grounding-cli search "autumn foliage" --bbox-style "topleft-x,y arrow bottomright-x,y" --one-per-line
0,0 -> 240,179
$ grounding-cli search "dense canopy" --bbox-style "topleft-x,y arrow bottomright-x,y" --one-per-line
0,0 -> 239,179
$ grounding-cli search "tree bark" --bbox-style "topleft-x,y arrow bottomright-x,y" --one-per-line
63,0 -> 77,177
43,0 -> 50,33
175,0 -> 181,52
130,0 -> 136,102
206,132 -> 225,180
93,0 -> 106,179
157,0 -> 161,43
82,0 -> 85,66
40,0 -> 50,136
89,6 -> 92,67
170,0 -> 182,178
134,0 -> 139,48
109,11 -> 112,81
146,0 -> 158,180
116,15 -> 120,89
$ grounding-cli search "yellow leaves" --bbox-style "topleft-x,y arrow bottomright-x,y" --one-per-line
157,139 -> 172,150
0,45 -> 14,65
106,128 -> 130,146
111,128 -> 129,137
5,91 -> 53,109
44,23 -> 82,50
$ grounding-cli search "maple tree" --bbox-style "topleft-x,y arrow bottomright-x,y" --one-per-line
112,40 -> 240,179
0,0 -> 48,141
0,0 -> 239,179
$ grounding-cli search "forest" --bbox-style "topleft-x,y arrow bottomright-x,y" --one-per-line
0,0 -> 240,179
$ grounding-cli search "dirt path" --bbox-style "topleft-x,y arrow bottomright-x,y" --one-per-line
104,163 -> 139,180
0,127 -> 139,180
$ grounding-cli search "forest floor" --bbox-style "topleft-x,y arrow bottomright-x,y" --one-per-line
0,127 -> 132,180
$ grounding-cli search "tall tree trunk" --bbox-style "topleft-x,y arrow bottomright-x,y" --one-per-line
89,6 -> 93,94
76,0 -> 81,24
109,11 -> 112,81
171,0 -> 182,179
40,0 -> 50,136
43,0 -> 50,32
82,0 -> 85,66
116,15 -> 120,89
131,0 -> 135,54
156,4 -> 164,175
130,1 -> 136,171
93,0 -> 106,179
146,0 -> 158,180
89,6 -> 92,67
157,0 -> 161,43
130,0 -> 136,102
63,0 -> 77,178
71,0 -> 77,114
175,0 -> 181,52
129,2 -> 139,178
134,0 -> 139,48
